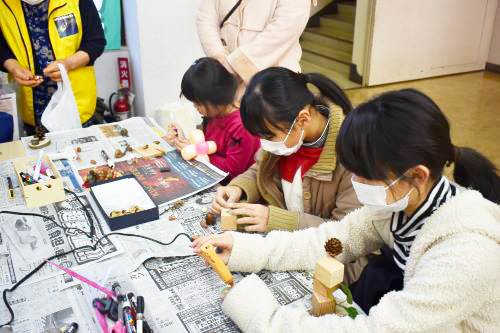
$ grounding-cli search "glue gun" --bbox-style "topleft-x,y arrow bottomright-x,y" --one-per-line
199,243 -> 233,286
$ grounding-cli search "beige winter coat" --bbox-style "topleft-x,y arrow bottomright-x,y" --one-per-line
223,190 -> 500,332
196,0 -> 312,83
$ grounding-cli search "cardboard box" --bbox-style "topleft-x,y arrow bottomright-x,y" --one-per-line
90,175 -> 159,231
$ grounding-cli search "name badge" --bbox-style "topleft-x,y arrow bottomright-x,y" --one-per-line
54,14 -> 78,37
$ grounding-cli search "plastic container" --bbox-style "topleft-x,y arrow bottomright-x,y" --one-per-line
155,101 -> 202,135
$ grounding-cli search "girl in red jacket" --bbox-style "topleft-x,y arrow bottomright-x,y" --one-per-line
166,57 -> 260,182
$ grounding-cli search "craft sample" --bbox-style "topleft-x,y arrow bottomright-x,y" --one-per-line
220,209 -> 237,231
133,143 -> 165,158
28,126 -> 50,149
199,243 -> 233,286
180,129 -> 217,163
311,238 -> 345,316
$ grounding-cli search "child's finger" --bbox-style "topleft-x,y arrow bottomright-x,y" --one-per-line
235,217 -> 257,225
228,202 -> 253,210
229,207 -> 253,217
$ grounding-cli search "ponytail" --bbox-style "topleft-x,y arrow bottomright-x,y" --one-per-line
302,73 -> 352,115
453,147 -> 500,204
240,67 -> 351,138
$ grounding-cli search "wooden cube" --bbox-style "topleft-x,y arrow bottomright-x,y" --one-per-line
133,143 -> 165,158
311,291 -> 336,316
221,209 -> 237,231
313,277 -> 338,299
315,257 -> 344,288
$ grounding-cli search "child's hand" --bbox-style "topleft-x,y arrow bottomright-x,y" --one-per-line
212,186 -> 243,213
165,123 -> 187,149
228,203 -> 269,232
190,232 -> 234,265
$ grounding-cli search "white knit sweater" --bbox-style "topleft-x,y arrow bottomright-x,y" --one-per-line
222,190 -> 500,332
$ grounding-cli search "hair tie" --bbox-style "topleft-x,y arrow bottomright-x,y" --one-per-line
446,145 -> 459,167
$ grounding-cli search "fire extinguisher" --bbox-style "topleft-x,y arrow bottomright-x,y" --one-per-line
109,87 -> 131,121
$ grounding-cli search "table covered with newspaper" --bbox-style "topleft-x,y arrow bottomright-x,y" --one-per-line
0,117 -> 359,333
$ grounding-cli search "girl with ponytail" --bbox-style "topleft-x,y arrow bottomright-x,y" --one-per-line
211,67 -> 362,236
193,89 -> 500,333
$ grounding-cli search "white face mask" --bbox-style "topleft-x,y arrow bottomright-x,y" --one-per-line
22,0 -> 45,5
260,117 -> 304,156
351,176 -> 413,215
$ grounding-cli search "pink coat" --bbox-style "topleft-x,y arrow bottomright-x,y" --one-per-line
197,0 -> 313,83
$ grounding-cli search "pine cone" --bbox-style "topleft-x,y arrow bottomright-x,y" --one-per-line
324,238 -> 343,258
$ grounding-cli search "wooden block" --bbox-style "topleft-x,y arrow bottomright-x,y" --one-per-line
315,256 -> 344,288
313,276 -> 338,299
13,156 -> 65,208
311,291 -> 336,316
221,208 -> 237,231
133,143 -> 165,158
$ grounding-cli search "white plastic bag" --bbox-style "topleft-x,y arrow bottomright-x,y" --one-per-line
41,63 -> 82,132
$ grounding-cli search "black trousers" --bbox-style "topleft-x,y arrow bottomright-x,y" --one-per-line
350,246 -> 404,314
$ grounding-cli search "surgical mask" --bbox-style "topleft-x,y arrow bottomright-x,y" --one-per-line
260,117 -> 304,156
351,175 -> 413,214
22,0 -> 45,5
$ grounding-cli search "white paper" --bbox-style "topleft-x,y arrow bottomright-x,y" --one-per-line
91,177 -> 155,215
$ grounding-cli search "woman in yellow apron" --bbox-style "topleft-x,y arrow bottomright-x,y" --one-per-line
0,0 -> 105,134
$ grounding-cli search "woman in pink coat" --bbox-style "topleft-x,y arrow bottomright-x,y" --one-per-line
197,0 -> 313,86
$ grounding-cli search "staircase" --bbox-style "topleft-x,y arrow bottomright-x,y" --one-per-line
300,1 -> 360,90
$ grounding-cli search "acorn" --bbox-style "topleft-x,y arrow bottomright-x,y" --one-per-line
205,212 -> 216,226
324,238 -> 343,258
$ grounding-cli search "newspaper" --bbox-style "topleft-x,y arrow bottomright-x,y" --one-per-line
0,160 -> 24,209
0,193 -> 123,286
0,277 -> 97,333
77,151 -> 226,207
20,117 -> 171,170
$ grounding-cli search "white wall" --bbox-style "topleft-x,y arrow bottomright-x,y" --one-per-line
367,0 -> 498,86
122,0 -> 204,117
94,48 -> 130,101
488,1 -> 500,65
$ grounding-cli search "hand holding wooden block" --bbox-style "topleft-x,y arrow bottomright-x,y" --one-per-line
315,257 -> 344,288
221,208 -> 237,231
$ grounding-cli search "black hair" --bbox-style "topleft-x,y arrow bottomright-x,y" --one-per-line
336,89 -> 500,204
180,57 -> 237,109
240,67 -> 352,139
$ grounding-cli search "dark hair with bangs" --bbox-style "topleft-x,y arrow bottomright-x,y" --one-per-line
336,89 -> 500,204
180,57 -> 237,108
240,67 -> 352,139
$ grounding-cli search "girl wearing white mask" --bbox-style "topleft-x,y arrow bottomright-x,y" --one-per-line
212,67 -> 361,237
194,89 -> 500,333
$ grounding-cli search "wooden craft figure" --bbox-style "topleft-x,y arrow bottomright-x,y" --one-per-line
311,238 -> 344,316
28,126 -> 50,149
180,129 -> 217,163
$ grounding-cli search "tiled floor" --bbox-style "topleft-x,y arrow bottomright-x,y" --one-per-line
345,71 -> 500,170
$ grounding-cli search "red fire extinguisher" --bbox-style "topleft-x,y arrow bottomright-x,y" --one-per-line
109,87 -> 131,121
